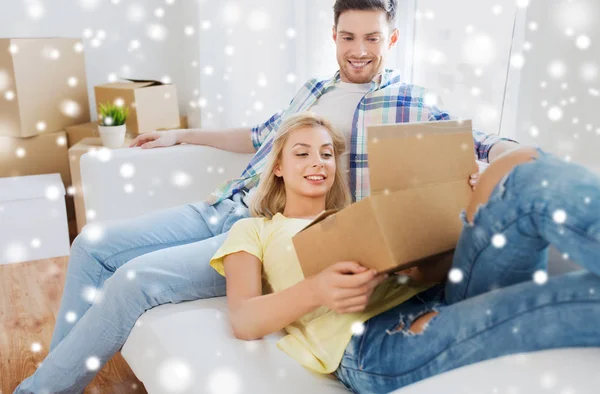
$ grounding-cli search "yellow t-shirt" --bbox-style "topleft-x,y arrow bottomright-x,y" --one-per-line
209,213 -> 433,374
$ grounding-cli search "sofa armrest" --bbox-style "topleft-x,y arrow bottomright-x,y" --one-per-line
80,145 -> 254,225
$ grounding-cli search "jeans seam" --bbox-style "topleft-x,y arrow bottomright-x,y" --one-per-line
101,236 -> 203,271
341,298 -> 599,379
356,319 -> 370,371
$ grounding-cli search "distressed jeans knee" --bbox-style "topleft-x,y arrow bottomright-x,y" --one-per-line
386,309 -> 440,337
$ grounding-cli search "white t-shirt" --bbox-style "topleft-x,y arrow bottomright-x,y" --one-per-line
243,81 -> 370,207
309,81 -> 371,177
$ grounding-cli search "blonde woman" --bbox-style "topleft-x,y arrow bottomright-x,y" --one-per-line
210,112 -> 600,393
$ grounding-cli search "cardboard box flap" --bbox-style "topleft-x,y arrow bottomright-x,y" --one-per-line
124,78 -> 168,87
300,209 -> 339,231
99,82 -> 154,90
367,120 -> 478,195
0,173 -> 65,203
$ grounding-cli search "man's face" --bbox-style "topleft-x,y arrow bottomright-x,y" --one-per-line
333,10 -> 399,83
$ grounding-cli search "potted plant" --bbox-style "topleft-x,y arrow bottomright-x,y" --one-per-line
98,101 -> 129,149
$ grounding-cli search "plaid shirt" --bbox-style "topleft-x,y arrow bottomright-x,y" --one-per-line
206,69 -> 510,205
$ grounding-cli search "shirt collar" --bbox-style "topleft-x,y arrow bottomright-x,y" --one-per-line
324,69 -> 401,92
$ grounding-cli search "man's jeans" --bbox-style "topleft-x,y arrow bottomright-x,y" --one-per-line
335,152 -> 600,394
14,194 -> 249,394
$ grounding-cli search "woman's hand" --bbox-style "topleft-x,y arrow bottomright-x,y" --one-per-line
309,261 -> 388,314
129,130 -> 180,149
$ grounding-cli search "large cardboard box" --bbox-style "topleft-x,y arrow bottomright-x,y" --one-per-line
292,120 -> 478,277
0,174 -> 70,264
94,79 -> 180,135
0,130 -> 75,227
69,137 -> 133,233
0,131 -> 71,185
0,38 -> 91,137
65,122 -> 99,147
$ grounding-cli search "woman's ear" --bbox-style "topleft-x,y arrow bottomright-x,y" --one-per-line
273,162 -> 283,177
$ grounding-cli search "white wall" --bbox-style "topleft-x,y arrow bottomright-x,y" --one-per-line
514,0 -> 600,173
0,0 -> 189,122
411,0 -> 520,135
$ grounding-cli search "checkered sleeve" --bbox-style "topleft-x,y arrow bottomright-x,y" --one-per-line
428,105 -> 518,163
250,110 -> 284,151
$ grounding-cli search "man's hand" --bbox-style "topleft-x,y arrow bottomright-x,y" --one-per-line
129,130 -> 180,149
469,172 -> 479,191
309,262 -> 388,314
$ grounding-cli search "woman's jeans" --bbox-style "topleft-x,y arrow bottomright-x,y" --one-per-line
14,194 -> 249,394
335,152 -> 600,393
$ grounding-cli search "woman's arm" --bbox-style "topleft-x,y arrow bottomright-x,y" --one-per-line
224,252 -> 388,341
223,251 -> 319,340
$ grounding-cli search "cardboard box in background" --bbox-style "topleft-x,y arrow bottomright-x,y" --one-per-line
0,130 -> 76,229
65,122 -> 99,147
94,79 -> 180,136
292,120 -> 478,278
0,174 -> 70,264
69,137 -> 133,233
0,38 -> 91,138
178,115 -> 188,129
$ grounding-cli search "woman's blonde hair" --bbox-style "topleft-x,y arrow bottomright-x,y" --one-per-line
250,112 -> 351,219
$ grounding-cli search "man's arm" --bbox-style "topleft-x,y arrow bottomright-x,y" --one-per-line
426,106 -> 520,164
487,140 -> 521,163
176,128 -> 255,154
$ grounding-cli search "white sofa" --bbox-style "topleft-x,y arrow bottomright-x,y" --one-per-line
80,145 -> 598,394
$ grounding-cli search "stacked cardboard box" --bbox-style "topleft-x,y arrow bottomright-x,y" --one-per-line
1,38 -> 186,239
0,38 -> 91,237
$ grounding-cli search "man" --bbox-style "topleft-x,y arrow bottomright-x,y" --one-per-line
15,0 -> 518,392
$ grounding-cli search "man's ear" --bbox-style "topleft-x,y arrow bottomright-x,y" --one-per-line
389,28 -> 399,49
332,25 -> 337,43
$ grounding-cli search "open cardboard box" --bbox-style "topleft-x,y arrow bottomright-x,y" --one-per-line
94,79 -> 180,135
292,120 -> 478,278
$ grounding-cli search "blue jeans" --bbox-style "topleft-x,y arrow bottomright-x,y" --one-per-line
335,152 -> 600,393
14,195 -> 249,394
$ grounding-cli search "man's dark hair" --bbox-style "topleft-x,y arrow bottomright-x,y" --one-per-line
333,0 -> 398,28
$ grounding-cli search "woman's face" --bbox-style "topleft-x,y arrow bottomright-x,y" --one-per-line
275,126 -> 336,200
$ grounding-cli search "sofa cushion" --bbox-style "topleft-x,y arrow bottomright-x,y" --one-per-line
122,296 -> 599,394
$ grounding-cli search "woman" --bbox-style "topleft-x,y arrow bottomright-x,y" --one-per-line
210,112 -> 600,393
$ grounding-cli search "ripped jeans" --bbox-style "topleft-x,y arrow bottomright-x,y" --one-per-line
334,151 -> 600,393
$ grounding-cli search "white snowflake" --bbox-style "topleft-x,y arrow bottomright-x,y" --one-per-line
547,106 -> 563,122
553,209 -> 567,224
147,24 -> 168,41
351,321 -> 365,335
575,35 -> 591,50
86,356 -> 101,371
65,311 -> 78,323
207,368 -> 240,394
491,234 -> 507,248
31,238 -> 41,249
83,224 -> 104,243
448,268 -> 464,283
172,172 -> 191,187
31,342 -> 42,353
45,186 -> 61,201
126,270 -> 136,280
533,270 -> 548,285
247,10 -> 269,31
120,163 -> 135,178
60,99 -> 82,118
158,359 -> 194,392
540,372 -> 557,389
127,4 -> 145,23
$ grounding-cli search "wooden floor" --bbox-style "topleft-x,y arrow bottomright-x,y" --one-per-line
0,257 -> 146,393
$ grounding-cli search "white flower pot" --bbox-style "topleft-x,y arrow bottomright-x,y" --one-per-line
98,124 -> 127,149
